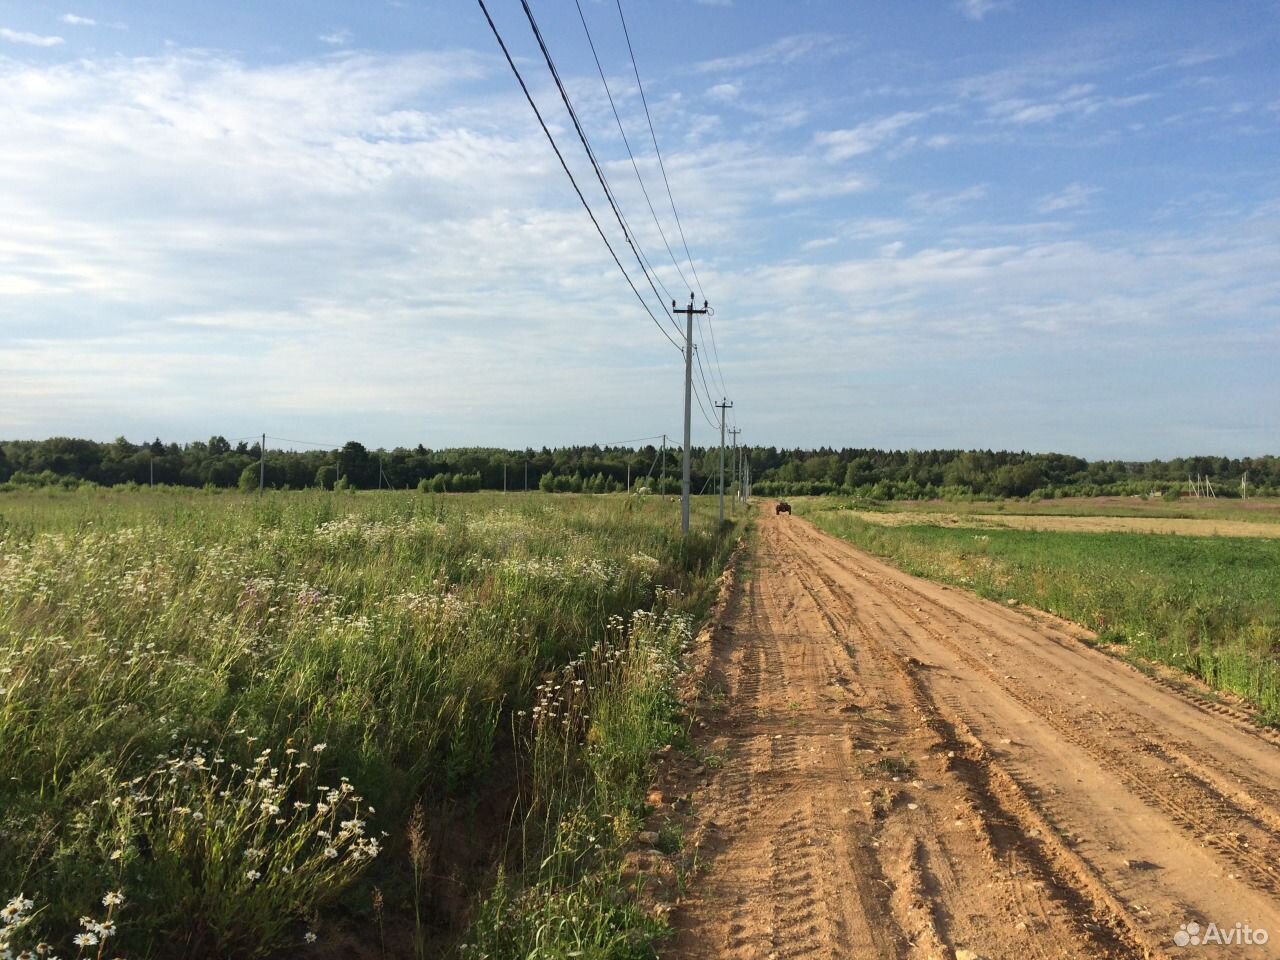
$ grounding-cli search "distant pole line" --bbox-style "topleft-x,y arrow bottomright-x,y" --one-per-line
715,398 -> 733,523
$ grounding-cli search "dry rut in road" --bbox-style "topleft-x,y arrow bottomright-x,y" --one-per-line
665,509 -> 1280,959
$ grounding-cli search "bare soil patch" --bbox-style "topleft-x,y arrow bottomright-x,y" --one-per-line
663,508 -> 1280,958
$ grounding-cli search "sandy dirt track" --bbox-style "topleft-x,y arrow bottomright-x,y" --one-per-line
664,509 -> 1280,959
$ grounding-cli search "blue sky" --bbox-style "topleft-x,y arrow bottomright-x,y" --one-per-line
0,1 -> 1276,458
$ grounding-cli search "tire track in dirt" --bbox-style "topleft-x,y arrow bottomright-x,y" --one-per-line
761,512 -> 1280,958
785,521 -> 1280,914
667,510 -> 1185,960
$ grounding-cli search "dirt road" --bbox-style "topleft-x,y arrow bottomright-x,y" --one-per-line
665,509 -> 1280,959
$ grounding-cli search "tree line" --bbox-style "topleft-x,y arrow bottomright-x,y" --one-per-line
1,436 -> 1276,499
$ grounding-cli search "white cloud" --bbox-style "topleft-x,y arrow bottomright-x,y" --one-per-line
0,27 -> 64,47
956,0 -> 1009,21
908,185 -> 987,215
988,84 -> 1154,125
814,111 -> 926,160
1034,182 -> 1098,213
773,175 -> 870,204
60,13 -> 96,27
318,29 -> 352,47
696,34 -> 842,74
706,82 -> 739,101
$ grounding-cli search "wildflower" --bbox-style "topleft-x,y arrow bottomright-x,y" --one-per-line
3,894 -> 33,922
323,847 -> 338,859
101,891 -> 125,907
312,743 -> 327,754
304,931 -> 317,943
72,934 -> 98,947
245,870 -> 261,882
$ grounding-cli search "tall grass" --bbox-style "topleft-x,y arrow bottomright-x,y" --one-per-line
804,506 -> 1280,723
0,490 -> 734,957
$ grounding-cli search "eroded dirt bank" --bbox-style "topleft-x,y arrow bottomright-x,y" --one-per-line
664,509 -> 1280,959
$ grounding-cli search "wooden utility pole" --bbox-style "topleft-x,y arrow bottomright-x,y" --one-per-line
715,398 -> 733,523
673,295 -> 709,535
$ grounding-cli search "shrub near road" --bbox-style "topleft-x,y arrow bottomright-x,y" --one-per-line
803,502 -> 1280,724
0,491 -> 733,958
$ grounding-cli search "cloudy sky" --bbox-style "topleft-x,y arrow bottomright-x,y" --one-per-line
1,1 -> 1276,457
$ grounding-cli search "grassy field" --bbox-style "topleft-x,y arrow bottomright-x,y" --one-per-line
798,500 -> 1280,724
0,489 -> 736,958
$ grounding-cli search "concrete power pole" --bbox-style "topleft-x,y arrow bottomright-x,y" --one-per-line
715,398 -> 733,523
728,426 -> 741,512
259,433 -> 266,495
673,296 -> 709,535
660,434 -> 667,495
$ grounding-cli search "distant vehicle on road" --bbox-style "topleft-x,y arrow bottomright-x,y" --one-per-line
776,501 -> 791,515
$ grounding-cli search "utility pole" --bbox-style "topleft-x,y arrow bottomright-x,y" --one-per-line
660,434 -> 667,495
259,433 -> 265,495
149,454 -> 154,489
715,398 -> 733,523
503,462 -> 507,493
728,426 -> 741,511
524,458 -> 528,492
673,295 -> 708,535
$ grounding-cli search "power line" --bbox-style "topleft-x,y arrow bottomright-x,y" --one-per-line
476,0 -> 681,353
614,0 -> 730,401
616,0 -> 706,301
573,0 -> 693,301
692,370 -> 717,430
701,306 -> 729,397
517,0 -> 683,342
266,435 -> 343,449
694,342 -> 718,424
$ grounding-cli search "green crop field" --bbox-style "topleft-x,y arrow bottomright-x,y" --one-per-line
0,490 -> 736,958
798,501 -> 1280,724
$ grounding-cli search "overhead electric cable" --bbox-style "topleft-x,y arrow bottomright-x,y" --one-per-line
267,435 -> 344,449
701,307 -> 729,397
691,368 -> 718,430
517,0 -> 683,341
695,351 -> 719,421
573,0 -> 694,300
616,0 -> 706,300
616,0 -> 730,397
476,0 -> 681,353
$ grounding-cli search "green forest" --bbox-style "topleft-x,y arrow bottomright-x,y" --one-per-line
3,436 -> 1276,500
